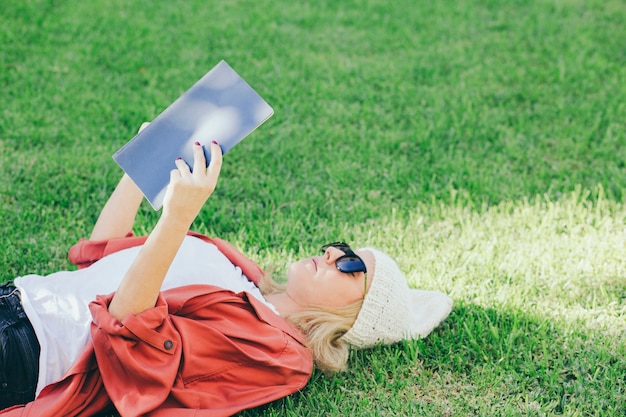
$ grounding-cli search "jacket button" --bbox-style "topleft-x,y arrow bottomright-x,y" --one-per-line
164,340 -> 173,350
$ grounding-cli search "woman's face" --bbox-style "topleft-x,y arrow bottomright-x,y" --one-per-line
285,245 -> 374,309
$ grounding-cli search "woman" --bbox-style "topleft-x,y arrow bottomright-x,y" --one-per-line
0,137 -> 452,416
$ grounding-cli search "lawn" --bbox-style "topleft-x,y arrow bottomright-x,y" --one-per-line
1,0 -> 625,415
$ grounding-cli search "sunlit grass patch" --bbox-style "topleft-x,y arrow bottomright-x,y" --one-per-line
353,186 -> 626,337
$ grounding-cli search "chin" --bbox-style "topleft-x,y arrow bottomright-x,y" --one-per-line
285,261 -> 298,281
286,260 -> 307,282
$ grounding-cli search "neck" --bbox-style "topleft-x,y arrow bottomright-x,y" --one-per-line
265,292 -> 303,316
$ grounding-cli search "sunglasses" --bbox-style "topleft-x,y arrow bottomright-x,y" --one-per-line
320,242 -> 368,296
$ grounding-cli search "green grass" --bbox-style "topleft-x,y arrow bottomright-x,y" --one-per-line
1,0 -> 625,415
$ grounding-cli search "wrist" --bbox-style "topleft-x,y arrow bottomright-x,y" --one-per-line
158,209 -> 195,234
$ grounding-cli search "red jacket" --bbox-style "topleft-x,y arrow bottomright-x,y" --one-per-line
2,233 -> 313,417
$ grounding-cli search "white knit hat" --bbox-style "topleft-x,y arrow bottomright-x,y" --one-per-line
341,248 -> 453,349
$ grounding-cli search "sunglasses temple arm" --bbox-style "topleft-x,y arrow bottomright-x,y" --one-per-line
363,272 -> 368,296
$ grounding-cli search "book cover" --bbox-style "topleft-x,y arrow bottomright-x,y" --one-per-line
113,60 -> 274,209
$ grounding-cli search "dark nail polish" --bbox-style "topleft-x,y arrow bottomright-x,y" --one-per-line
194,141 -> 201,146
212,140 -> 218,145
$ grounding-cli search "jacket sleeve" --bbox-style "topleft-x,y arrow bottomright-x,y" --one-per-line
68,232 -> 148,269
89,292 -> 182,416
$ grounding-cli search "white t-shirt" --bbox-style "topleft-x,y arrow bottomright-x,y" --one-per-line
14,235 -> 276,396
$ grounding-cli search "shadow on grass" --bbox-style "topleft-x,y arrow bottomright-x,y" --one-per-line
238,302 -> 625,416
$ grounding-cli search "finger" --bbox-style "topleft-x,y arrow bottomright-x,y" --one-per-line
138,122 -> 151,133
191,141 -> 207,176
206,141 -> 223,182
174,157 -> 191,175
169,168 -> 181,182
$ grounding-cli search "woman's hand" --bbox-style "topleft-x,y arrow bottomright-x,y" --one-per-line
108,140 -> 222,321
161,141 -> 223,228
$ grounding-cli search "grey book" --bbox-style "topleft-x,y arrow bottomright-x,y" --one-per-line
113,60 -> 274,209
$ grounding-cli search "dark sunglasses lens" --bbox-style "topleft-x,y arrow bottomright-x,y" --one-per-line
336,256 -> 366,273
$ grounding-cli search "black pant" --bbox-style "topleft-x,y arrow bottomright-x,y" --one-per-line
0,282 -> 40,410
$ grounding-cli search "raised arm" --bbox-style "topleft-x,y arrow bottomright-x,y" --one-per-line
89,122 -> 150,241
89,174 -> 144,241
107,141 -> 222,321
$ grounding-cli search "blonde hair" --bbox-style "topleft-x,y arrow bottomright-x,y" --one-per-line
258,272 -> 362,374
